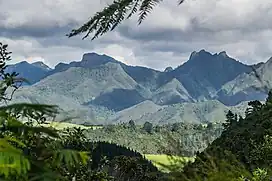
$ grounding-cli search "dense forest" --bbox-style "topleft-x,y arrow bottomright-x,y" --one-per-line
85,121 -> 223,156
0,42 -> 271,180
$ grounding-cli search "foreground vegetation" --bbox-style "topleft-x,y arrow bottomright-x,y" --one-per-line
34,121 -> 102,130
144,154 -> 195,173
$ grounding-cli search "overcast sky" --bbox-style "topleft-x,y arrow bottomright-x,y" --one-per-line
1,0 -> 272,70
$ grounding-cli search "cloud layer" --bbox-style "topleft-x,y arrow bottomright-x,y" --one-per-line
1,0 -> 272,70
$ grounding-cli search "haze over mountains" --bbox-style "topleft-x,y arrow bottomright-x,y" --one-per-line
6,50 -> 272,124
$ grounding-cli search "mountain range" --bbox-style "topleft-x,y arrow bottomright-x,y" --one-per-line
5,50 -> 272,124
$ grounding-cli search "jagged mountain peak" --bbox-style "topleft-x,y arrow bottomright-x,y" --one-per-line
82,52 -> 109,61
59,62 -> 125,78
32,61 -> 52,71
81,52 -> 118,64
218,51 -> 228,58
82,52 -> 99,57
188,50 -> 231,62
189,51 -> 198,60
188,49 -> 212,60
18,61 -> 29,65
199,49 -> 210,54
5,61 -> 50,85
164,66 -> 173,72
51,52 -> 120,76
172,50 -> 252,98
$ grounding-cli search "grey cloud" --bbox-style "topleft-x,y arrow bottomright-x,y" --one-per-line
0,0 -> 272,70
0,24 -> 77,38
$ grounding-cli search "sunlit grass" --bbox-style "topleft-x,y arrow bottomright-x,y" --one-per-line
41,121 -> 103,130
144,154 -> 195,173
22,120 -> 103,130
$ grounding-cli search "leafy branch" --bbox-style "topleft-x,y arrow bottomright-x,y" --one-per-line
67,0 -> 185,40
0,43 -> 28,104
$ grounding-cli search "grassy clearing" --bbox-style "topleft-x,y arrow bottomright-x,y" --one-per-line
22,120 -> 102,130
41,121 -> 103,130
144,154 -> 195,173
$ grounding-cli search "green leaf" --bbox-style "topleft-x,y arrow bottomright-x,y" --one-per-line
0,138 -> 30,178
52,149 -> 89,168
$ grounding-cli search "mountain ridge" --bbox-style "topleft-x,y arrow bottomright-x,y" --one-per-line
7,50 -> 271,125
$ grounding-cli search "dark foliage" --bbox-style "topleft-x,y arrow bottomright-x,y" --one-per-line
90,141 -> 156,170
178,92 -> 272,180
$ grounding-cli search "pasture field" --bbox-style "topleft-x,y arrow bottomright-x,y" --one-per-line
41,121 -> 103,130
144,154 -> 195,173
22,120 -> 103,130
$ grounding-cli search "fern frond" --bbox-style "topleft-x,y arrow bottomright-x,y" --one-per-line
1,115 -> 59,138
138,0 -> 162,24
126,0 -> 141,19
178,0 -> 185,5
28,170 -> 62,181
2,135 -> 26,148
0,137 -> 30,178
67,0 -> 187,40
67,0 -> 138,40
68,0 -> 138,40
52,149 -> 89,168
0,103 -> 58,119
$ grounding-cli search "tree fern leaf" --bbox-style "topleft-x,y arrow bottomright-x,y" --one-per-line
29,170 -> 62,181
0,103 -> 58,118
78,151 -> 89,165
178,0 -> 185,5
138,0 -> 162,24
67,0 -> 135,40
66,0 -> 189,40
126,0 -> 140,19
2,136 -> 26,148
0,138 -> 30,178
52,149 -> 89,168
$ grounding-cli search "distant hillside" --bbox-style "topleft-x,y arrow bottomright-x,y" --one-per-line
151,78 -> 194,105
6,61 -> 51,85
112,100 -> 248,125
49,53 -> 120,75
170,50 -> 253,100
7,50 -> 272,125
110,100 -> 164,123
217,57 -> 272,105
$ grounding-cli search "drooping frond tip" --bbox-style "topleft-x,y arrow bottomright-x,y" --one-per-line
66,0 -> 186,40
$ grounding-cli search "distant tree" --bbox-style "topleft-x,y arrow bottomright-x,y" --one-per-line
171,122 -> 180,132
237,115 -> 244,126
105,124 -> 115,132
154,125 -> 161,133
195,124 -> 204,130
245,100 -> 263,116
223,110 -> 237,130
143,122 -> 153,134
266,90 -> 272,104
129,120 -> 136,130
207,122 -> 213,130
